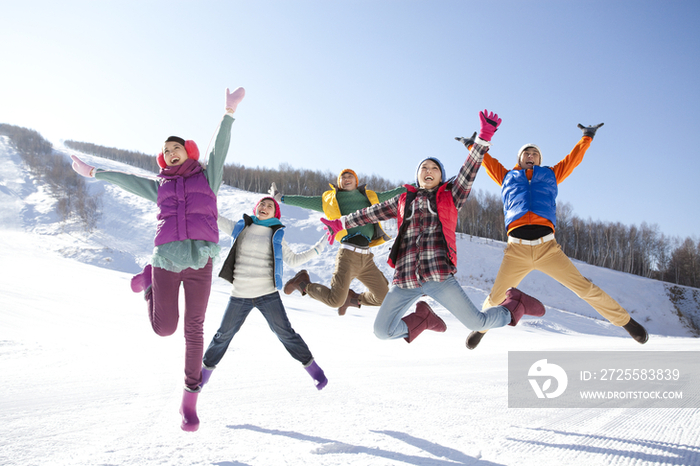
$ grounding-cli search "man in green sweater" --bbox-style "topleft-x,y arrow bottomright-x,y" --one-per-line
270,169 -> 405,315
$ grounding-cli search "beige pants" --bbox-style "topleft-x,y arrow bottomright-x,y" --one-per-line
306,247 -> 389,308
483,238 -> 631,326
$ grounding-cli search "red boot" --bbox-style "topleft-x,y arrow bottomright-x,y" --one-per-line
179,387 -> 200,432
500,288 -> 545,326
402,301 -> 447,343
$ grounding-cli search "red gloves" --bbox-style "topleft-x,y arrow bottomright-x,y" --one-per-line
478,110 -> 502,142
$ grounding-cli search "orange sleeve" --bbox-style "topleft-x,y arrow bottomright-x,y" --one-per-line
551,136 -> 592,183
482,152 -> 509,186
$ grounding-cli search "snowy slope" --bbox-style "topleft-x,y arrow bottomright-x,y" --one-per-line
1,138 -> 699,466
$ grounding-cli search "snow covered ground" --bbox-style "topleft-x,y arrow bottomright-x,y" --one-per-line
1,137 -> 699,466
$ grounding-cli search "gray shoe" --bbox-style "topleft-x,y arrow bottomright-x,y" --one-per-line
622,317 -> 649,344
466,331 -> 486,350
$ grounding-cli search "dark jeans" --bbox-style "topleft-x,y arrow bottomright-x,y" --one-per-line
203,292 -> 314,367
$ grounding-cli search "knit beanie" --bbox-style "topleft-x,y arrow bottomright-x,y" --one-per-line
157,136 -> 200,168
337,169 -> 359,188
254,196 -> 281,219
415,157 -> 446,185
517,144 -> 542,166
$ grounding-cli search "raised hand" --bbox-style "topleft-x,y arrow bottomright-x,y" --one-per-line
478,110 -> 502,142
320,217 -> 345,245
455,132 -> 477,149
268,182 -> 282,203
70,155 -> 95,178
577,123 -> 604,139
225,87 -> 246,113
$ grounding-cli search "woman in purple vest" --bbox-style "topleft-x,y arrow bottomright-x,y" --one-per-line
70,87 -> 246,432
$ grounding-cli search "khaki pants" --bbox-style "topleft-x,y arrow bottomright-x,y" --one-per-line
483,239 -> 631,326
306,248 -> 388,308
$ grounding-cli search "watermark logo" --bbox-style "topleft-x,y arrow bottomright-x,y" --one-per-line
509,351 -> 699,408
528,359 -> 568,399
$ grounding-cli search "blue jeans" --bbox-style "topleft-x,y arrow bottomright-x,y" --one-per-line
374,275 -> 511,340
203,292 -> 313,367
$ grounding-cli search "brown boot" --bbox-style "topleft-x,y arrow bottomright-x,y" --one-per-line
500,287 -> 545,326
466,330 -> 487,349
284,270 -> 310,296
402,301 -> 447,343
337,289 -> 361,316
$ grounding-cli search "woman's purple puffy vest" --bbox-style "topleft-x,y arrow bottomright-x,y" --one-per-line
154,159 -> 218,246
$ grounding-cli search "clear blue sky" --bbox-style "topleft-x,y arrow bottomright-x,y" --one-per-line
2,0 -> 698,239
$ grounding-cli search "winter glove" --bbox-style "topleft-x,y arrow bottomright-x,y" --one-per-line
268,182 -> 282,203
577,122 -> 604,139
225,87 -> 246,113
455,132 -> 477,149
320,217 -> 346,245
478,110 -> 502,142
71,155 -> 95,178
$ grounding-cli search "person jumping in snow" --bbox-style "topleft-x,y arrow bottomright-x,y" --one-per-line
320,110 -> 546,344
200,196 -> 329,391
457,122 -> 648,350
70,87 -> 246,432
270,169 -> 405,315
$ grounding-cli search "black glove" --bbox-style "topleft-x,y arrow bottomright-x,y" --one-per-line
577,123 -> 604,139
454,132 -> 477,149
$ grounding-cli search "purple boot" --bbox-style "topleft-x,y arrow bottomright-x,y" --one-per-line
199,365 -> 214,388
304,360 -> 328,390
501,288 -> 546,326
179,387 -> 200,432
130,264 -> 152,293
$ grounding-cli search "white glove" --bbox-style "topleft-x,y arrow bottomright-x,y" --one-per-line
268,182 -> 282,203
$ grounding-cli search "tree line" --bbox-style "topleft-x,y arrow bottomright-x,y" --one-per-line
8,133 -> 700,289
220,162 -> 400,195
0,125 -> 101,232
63,141 -> 401,196
64,140 -> 160,173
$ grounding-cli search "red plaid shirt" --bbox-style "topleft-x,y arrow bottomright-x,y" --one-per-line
345,142 -> 489,288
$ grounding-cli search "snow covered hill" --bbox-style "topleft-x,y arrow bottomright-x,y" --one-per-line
1,137 -> 699,466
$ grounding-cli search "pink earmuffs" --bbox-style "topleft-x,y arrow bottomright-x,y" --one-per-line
157,140 -> 200,168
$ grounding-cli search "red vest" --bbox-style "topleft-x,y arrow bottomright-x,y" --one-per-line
390,183 -> 458,267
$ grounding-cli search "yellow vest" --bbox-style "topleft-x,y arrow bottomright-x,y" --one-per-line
321,184 -> 389,247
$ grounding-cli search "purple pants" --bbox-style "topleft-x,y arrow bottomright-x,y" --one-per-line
147,259 -> 212,390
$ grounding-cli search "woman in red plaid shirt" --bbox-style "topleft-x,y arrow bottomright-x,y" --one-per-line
321,110 -> 546,345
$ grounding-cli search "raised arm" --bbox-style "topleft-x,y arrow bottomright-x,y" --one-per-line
206,87 -> 245,193
551,122 -> 603,183
217,214 -> 237,237
319,196 -> 400,245
276,190 -> 325,212
376,185 -> 407,202
481,152 -> 509,186
71,154 -> 160,202
282,236 -> 327,268
451,110 -> 501,209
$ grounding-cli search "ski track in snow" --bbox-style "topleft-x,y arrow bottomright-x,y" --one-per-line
1,138 -> 699,466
